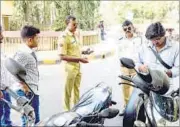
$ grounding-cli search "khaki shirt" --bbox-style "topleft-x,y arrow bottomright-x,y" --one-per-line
58,29 -> 81,70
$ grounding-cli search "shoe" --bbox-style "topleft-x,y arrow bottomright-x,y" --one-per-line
119,106 -> 126,116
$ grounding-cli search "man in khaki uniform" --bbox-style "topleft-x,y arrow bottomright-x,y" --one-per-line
58,15 -> 93,111
118,20 -> 142,116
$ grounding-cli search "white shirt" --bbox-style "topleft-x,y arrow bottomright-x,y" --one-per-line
13,44 -> 39,95
117,35 -> 142,62
136,38 -> 179,94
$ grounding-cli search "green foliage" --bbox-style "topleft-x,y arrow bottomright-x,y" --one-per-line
8,1 -> 179,30
53,0 -> 100,31
9,0 -> 100,31
116,1 -> 179,24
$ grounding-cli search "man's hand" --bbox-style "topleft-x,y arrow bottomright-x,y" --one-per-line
0,91 -> 3,99
80,57 -> 89,63
20,82 -> 30,94
165,70 -> 172,78
82,48 -> 94,55
87,50 -> 94,55
138,64 -> 149,73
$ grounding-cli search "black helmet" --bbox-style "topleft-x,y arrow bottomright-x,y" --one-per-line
132,68 -> 170,95
148,68 -> 170,94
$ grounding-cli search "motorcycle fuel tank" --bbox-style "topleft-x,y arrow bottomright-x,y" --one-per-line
72,82 -> 112,116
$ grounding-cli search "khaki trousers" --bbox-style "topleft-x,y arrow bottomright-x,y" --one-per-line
120,66 -> 136,105
63,64 -> 81,111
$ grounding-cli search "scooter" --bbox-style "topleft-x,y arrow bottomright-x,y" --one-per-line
118,57 -> 179,127
3,58 -> 119,127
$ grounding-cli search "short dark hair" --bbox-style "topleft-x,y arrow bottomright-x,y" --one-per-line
65,15 -> 76,25
145,22 -> 165,40
21,25 -> 40,39
122,20 -> 133,27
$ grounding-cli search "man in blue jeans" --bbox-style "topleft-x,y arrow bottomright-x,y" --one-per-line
98,20 -> 105,41
0,24 -> 14,127
13,25 -> 41,126
0,91 -> 12,126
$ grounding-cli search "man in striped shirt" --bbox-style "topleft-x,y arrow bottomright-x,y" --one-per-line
13,25 -> 40,126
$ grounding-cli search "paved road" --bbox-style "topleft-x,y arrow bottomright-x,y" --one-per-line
10,46 -> 124,126
9,37 -> 180,126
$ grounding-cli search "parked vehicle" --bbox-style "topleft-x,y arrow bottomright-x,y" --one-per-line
3,58 -> 119,127
119,57 -> 179,127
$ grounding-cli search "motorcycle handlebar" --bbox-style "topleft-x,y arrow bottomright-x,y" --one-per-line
5,87 -> 19,100
171,88 -> 179,97
1,98 -> 21,112
111,100 -> 117,105
2,87 -> 35,126
118,75 -> 138,88
76,121 -> 103,127
118,75 -> 132,82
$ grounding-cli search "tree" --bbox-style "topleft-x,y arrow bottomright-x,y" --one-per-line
53,0 -> 100,31
9,0 -> 47,30
115,1 -> 179,24
9,0 -> 100,31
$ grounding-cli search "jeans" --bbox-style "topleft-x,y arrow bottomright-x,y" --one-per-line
0,90 -> 12,126
101,32 -> 105,40
16,90 -> 40,127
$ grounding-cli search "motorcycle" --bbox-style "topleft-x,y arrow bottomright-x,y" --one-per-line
118,57 -> 179,127
3,58 -> 119,126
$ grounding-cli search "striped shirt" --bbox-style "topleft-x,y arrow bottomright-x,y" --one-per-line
13,44 -> 39,95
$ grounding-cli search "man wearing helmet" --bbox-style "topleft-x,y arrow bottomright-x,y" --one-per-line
136,22 -> 179,94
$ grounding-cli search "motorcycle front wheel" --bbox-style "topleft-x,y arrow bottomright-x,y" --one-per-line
123,88 -> 146,127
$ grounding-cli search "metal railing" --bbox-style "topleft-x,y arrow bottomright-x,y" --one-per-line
80,31 -> 100,46
1,31 -> 100,55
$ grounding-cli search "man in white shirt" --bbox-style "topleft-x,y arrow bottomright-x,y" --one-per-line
118,20 -> 142,116
136,22 -> 179,94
